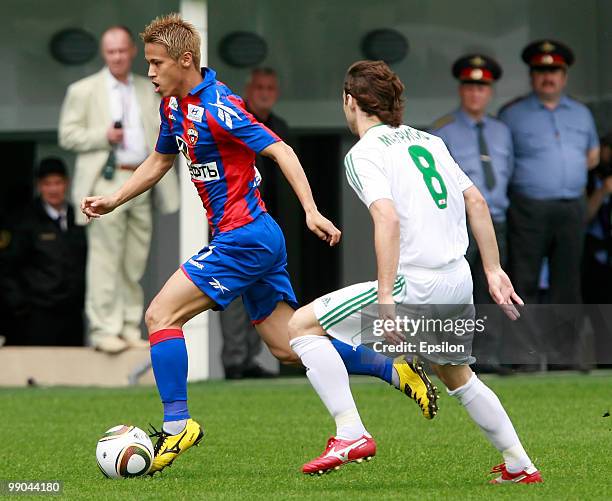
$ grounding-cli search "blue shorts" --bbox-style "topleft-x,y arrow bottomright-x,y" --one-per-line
181,213 -> 298,323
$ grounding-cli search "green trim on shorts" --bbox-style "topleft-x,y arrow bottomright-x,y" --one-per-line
320,276 -> 406,331
319,286 -> 376,324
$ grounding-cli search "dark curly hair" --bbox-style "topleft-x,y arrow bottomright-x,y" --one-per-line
343,60 -> 405,127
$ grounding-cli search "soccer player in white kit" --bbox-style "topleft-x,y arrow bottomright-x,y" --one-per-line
288,60 -> 542,484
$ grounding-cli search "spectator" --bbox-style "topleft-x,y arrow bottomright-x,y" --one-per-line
244,67 -> 290,217
583,133 -> 612,365
218,68 -> 289,379
58,25 -> 179,354
5,158 -> 86,346
430,54 -> 513,372
499,40 -> 600,366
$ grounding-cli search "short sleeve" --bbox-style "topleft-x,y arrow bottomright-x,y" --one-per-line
207,90 -> 281,153
345,150 -> 392,208
155,100 -> 179,154
452,160 -> 475,191
586,110 -> 599,150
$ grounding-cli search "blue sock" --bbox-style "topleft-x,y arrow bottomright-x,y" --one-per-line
331,338 -> 394,384
149,329 -> 191,422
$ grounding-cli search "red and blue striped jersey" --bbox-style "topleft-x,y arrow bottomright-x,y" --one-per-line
155,68 -> 281,235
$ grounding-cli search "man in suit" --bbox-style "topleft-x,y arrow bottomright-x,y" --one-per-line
6,158 -> 87,346
59,25 -> 179,354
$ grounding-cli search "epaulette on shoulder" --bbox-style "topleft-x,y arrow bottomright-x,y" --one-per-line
497,94 -> 529,115
429,114 -> 455,131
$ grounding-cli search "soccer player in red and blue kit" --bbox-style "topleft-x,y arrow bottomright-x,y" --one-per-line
82,13 -> 437,475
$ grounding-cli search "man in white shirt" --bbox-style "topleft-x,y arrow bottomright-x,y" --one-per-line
288,60 -> 541,484
59,26 -> 179,354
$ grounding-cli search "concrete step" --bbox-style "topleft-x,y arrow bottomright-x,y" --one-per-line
0,347 -> 155,387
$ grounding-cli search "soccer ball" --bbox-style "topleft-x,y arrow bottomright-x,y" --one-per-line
96,425 -> 154,478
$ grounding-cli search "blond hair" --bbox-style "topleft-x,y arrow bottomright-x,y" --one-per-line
140,13 -> 201,68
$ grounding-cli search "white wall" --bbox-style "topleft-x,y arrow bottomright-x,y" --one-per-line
3,0 -> 607,133
207,0 -> 607,129
1,0 -> 179,132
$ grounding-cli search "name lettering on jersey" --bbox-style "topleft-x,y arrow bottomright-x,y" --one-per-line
187,104 -> 205,123
187,127 -> 199,145
189,161 -> 220,182
209,90 -> 241,129
169,97 -> 178,111
378,128 -> 427,147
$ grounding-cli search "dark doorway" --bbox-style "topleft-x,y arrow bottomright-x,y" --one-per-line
0,141 -> 35,214
294,133 -> 341,304
0,140 -> 35,345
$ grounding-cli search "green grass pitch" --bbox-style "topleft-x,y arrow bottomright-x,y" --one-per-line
2,373 -> 611,500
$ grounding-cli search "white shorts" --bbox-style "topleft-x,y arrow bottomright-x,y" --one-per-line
313,258 -> 475,365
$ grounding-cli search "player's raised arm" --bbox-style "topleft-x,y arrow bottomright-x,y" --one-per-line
81,151 -> 176,220
260,141 -> 341,246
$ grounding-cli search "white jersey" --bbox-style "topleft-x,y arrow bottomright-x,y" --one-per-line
345,123 -> 473,271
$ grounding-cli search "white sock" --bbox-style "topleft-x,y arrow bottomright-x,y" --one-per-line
163,419 -> 187,435
290,335 -> 367,440
448,373 -> 531,473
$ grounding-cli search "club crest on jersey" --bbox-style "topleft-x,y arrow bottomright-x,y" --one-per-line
209,90 -> 241,129
169,97 -> 178,111
187,104 -> 204,123
187,127 -> 199,145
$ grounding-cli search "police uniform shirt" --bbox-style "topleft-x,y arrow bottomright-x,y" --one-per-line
430,109 -> 513,222
499,93 -> 598,200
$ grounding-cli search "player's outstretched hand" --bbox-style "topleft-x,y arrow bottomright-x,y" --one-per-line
378,301 -> 405,345
486,266 -> 524,321
306,210 -> 342,246
81,195 -> 118,222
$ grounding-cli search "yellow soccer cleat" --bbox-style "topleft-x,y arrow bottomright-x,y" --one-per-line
148,419 -> 204,474
393,356 -> 439,419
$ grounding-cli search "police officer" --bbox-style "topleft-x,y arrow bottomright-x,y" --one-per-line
430,55 -> 513,371
499,40 -> 600,366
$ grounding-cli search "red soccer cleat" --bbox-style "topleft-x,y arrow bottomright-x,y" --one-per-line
489,462 -> 543,484
302,435 -> 376,475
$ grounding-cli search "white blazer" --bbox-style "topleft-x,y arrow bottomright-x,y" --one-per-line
58,68 -> 179,225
